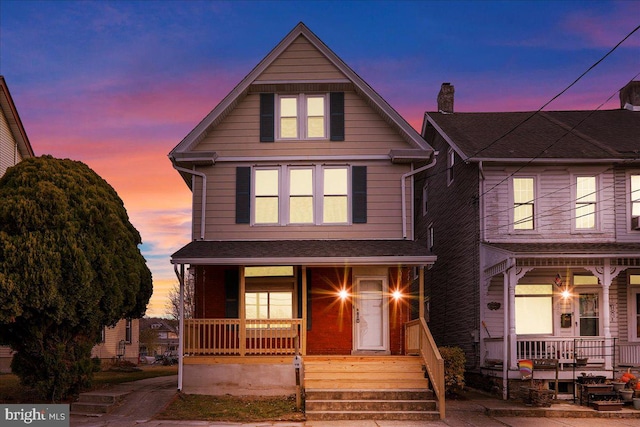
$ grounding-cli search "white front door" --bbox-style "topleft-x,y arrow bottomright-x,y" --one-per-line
354,277 -> 388,352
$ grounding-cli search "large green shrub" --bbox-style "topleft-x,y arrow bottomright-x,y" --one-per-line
439,346 -> 466,395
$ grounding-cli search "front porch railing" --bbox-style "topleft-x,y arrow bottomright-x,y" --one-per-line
184,318 -> 302,356
405,318 -> 445,419
483,336 -> 640,367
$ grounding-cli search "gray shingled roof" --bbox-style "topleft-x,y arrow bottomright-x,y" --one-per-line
171,239 -> 435,266
426,109 -> 640,161
484,242 -> 640,256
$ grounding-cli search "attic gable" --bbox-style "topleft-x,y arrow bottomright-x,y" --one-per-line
169,22 -> 432,164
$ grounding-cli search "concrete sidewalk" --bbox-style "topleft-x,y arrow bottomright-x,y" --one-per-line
70,375 -> 640,427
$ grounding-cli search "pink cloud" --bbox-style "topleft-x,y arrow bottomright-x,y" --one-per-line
563,3 -> 640,48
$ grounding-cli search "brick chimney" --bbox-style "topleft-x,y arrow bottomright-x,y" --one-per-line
437,83 -> 454,113
620,80 -> 640,111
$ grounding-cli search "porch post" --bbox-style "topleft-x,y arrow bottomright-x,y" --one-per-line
419,266 -> 425,320
507,266 -> 517,371
602,259 -> 612,370
239,266 -> 246,356
173,263 -> 185,392
302,266 -> 307,356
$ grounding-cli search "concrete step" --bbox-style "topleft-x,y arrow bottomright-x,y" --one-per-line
304,410 -> 441,421
71,390 -> 130,415
305,398 -> 436,412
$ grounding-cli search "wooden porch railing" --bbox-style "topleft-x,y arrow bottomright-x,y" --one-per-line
484,336 -> 640,367
405,318 -> 445,419
184,319 -> 302,356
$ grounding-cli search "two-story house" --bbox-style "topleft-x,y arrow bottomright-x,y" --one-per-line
418,81 -> 640,400
169,23 -> 444,420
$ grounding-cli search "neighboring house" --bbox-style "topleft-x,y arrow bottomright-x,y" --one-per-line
91,319 -> 140,365
417,81 -> 640,400
169,23 -> 444,419
139,318 -> 178,358
0,76 -> 34,373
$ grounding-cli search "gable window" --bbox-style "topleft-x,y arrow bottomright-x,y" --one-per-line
513,177 -> 535,230
515,284 -> 553,334
575,176 -> 597,230
446,148 -> 455,185
255,169 -> 280,224
241,165 -> 363,226
277,94 -> 327,140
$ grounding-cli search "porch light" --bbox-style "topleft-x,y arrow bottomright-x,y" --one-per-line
392,289 -> 403,301
561,289 -> 572,299
338,289 -> 349,300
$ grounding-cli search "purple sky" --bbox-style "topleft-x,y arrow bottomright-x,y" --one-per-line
1,0 -> 639,317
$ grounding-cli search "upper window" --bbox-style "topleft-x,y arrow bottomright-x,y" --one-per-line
575,176 -> 597,230
277,94 -> 327,140
515,284 -> 553,335
125,319 -> 132,343
422,182 -> 428,216
513,177 -> 535,230
254,169 -> 280,224
446,148 -> 455,185
253,165 -> 349,225
632,175 -> 640,217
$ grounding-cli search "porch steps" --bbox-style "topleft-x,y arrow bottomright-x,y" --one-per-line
304,356 -> 439,421
70,390 -> 130,416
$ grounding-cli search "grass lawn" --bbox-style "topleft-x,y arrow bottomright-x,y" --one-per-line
0,365 -> 177,404
156,393 -> 305,422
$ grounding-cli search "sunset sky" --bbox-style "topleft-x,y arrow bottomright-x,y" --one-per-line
1,1 -> 639,317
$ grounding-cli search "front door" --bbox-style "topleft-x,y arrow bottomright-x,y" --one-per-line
354,277 -> 388,352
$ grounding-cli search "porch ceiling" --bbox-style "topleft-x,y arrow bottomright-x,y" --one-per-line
170,239 -> 436,266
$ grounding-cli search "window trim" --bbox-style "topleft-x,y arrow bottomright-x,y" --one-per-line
276,93 -> 328,141
572,174 -> 600,232
510,176 -> 537,232
253,167 -> 281,225
422,181 -> 428,216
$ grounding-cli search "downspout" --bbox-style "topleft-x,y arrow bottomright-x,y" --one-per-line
173,166 -> 207,240
401,155 -> 437,239
174,264 -> 185,391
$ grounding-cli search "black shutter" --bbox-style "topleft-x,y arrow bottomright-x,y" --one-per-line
330,92 -> 345,141
352,166 -> 367,223
236,167 -> 251,224
260,93 -> 275,142
224,269 -> 239,318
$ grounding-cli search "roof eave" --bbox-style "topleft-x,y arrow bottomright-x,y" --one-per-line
170,255 -> 437,266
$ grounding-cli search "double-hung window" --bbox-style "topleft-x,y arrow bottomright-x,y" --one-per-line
628,274 -> 640,341
513,177 -> 535,230
289,168 -> 314,224
278,94 -> 327,140
446,148 -> 455,185
632,174 -> 640,218
251,165 -> 353,225
255,169 -> 280,224
575,176 -> 597,230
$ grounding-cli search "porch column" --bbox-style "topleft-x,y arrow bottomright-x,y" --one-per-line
239,266 -> 246,356
601,259 -> 613,370
419,266 -> 425,320
507,267 -> 517,371
302,266 -> 307,356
